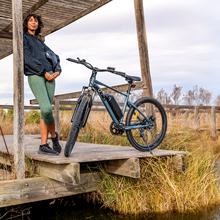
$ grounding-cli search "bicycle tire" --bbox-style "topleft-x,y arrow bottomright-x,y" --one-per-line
64,95 -> 90,157
126,97 -> 167,152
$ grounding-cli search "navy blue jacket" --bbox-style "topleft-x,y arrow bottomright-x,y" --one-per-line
23,32 -> 61,76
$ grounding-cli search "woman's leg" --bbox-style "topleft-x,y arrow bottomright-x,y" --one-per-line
45,79 -> 56,138
40,119 -> 49,144
45,79 -> 62,153
28,75 -> 55,144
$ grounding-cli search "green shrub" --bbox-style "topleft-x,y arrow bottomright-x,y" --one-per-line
25,110 -> 40,124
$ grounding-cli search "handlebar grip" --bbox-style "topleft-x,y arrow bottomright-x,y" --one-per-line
107,67 -> 115,71
67,58 -> 79,63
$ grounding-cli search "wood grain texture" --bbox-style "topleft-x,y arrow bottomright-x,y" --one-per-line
134,0 -> 153,97
0,135 -> 187,165
36,161 -> 80,184
105,158 -> 140,178
12,0 -> 25,179
0,173 -> 100,208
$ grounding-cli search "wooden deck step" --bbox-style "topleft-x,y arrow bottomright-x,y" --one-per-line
0,135 -> 186,164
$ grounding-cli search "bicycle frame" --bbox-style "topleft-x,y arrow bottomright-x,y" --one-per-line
87,70 -> 150,131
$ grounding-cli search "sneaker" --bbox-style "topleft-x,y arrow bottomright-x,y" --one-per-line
38,143 -> 59,155
51,132 -> 62,153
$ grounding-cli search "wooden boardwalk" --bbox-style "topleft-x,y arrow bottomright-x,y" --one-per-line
0,135 -> 186,208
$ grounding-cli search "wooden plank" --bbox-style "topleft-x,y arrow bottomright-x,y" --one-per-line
105,158 -> 140,178
134,0 -> 153,97
12,0 -> 25,179
36,162 -> 80,184
0,135 -> 187,165
0,105 -> 71,111
0,30 -> 12,39
0,173 -> 100,208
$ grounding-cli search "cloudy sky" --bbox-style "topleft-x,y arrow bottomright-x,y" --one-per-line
0,0 -> 219,104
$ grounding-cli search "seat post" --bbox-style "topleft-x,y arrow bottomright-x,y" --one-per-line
127,81 -> 133,95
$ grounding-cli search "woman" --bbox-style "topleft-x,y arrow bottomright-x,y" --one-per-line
23,14 -> 62,155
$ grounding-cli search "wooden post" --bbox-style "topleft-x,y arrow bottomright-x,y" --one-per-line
37,162 -> 80,185
134,0 -> 153,97
54,98 -> 60,134
12,0 -> 25,179
210,106 -> 217,139
194,106 -> 199,130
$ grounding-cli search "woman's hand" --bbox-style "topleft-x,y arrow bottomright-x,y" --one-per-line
44,72 -> 60,81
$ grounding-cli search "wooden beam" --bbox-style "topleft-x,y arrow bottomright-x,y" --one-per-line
36,162 -> 80,185
12,0 -> 25,179
134,0 -> 153,97
0,16 -> 12,21
0,173 -> 100,208
105,158 -> 140,178
0,31 -> 12,39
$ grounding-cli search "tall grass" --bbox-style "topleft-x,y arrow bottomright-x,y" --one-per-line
90,150 -> 220,215
1,109 -> 220,214
86,129 -> 220,215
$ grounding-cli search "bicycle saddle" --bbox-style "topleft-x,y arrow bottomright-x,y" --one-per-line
125,75 -> 141,82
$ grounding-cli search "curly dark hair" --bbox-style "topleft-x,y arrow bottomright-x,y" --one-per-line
23,14 -> 44,36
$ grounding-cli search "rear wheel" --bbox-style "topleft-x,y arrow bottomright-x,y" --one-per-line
126,97 -> 167,151
64,95 -> 90,157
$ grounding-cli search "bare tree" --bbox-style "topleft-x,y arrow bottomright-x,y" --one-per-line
215,95 -> 220,106
170,84 -> 182,105
183,89 -> 196,105
198,87 -> 212,105
156,88 -> 172,105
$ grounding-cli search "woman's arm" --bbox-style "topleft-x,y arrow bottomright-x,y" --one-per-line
54,55 -> 62,73
43,42 -> 62,74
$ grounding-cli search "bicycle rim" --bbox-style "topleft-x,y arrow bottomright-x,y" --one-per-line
126,97 -> 167,151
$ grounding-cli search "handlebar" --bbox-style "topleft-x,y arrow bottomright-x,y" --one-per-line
67,57 -> 126,78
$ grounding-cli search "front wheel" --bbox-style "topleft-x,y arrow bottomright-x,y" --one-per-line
126,97 -> 167,152
64,95 -> 91,157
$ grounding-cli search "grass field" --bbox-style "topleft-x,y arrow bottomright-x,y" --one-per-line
0,108 -> 220,214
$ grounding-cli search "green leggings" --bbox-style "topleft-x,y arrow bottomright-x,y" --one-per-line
28,75 -> 55,124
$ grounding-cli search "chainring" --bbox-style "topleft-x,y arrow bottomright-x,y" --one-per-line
109,122 -> 124,135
